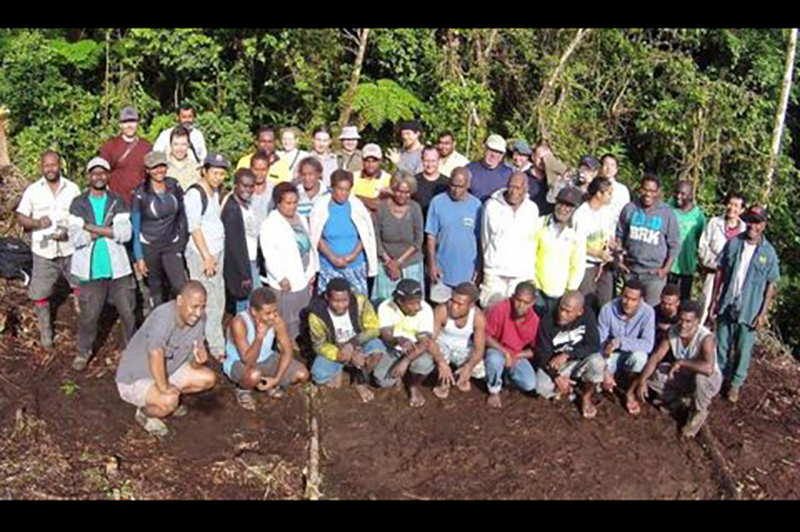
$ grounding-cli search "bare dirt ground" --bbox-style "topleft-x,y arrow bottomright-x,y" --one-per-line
1,280 -> 798,500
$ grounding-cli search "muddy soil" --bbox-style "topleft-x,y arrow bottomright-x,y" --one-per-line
2,280 -> 799,500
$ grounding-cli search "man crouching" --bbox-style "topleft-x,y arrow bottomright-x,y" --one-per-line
115,281 -> 216,437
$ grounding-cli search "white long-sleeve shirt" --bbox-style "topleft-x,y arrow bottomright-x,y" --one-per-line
481,188 -> 540,278
153,126 -> 207,163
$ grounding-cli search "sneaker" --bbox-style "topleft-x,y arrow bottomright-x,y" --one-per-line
681,409 -> 709,439
71,353 -> 90,372
171,404 -> 188,418
135,408 -> 169,438
727,385 -> 740,404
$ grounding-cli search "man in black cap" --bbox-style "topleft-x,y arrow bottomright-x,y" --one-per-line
99,107 -> 153,207
388,120 -> 424,175
547,155 -> 600,204
374,279 -> 436,407
532,186 -> 587,317
710,205 -> 780,403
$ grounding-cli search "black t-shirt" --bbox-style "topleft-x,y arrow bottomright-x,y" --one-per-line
527,171 -> 552,216
654,304 -> 679,348
413,173 -> 448,220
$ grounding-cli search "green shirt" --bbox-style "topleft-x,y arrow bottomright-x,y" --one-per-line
669,201 -> 706,276
88,195 -> 112,281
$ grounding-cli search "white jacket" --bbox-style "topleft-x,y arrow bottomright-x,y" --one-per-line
260,210 -> 319,292
698,215 -> 746,270
309,194 -> 378,277
481,188 -> 540,278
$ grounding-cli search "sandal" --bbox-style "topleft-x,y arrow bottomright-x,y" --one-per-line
236,390 -> 257,411
582,402 -> 598,419
625,398 -> 641,416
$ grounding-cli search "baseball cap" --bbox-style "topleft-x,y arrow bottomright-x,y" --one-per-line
511,140 -> 532,156
144,151 -> 168,169
86,157 -> 111,172
579,156 -> 601,170
204,153 -> 230,169
556,186 -> 584,207
485,134 -> 507,154
119,107 -> 139,122
362,143 -> 383,160
741,205 -> 768,223
339,126 -> 361,140
395,279 -> 423,299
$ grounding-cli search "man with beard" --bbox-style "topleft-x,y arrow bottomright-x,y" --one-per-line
16,150 -> 81,349
68,157 -> 136,371
668,180 -> 707,300
99,107 -> 152,206
153,103 -> 207,164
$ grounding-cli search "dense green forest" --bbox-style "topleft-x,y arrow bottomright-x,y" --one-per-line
0,28 -> 798,350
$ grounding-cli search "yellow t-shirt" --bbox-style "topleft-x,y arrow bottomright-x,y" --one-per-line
352,170 -> 391,199
236,152 -> 291,184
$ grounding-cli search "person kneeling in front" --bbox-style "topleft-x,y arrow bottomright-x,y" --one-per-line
115,281 -> 216,437
375,279 -> 436,408
633,300 -> 722,439
309,277 -> 387,403
224,287 -> 310,411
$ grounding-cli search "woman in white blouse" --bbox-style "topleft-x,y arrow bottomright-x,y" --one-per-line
260,182 -> 319,341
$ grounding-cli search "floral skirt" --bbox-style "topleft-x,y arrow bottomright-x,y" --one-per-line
317,262 -> 369,297
371,260 -> 424,304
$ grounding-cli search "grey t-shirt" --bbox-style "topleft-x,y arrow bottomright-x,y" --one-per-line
185,186 -> 225,256
375,200 -> 424,265
398,148 -> 423,175
115,301 -> 206,385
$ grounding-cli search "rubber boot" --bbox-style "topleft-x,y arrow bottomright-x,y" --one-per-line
34,304 -> 53,349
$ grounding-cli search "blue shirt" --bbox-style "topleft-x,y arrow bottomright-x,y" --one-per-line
223,310 -> 275,378
425,192 -> 482,287
598,297 -> 656,355
466,160 -> 513,202
321,200 -> 366,270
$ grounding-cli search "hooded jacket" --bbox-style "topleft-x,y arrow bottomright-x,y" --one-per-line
481,187 -> 540,279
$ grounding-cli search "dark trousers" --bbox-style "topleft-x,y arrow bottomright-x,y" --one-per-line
78,276 -> 136,356
142,243 -> 187,308
668,273 -> 693,301
579,263 -> 615,315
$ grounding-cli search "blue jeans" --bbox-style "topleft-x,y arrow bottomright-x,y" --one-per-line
606,350 -> 648,376
311,338 -> 387,385
484,348 -> 537,395
235,261 -> 264,313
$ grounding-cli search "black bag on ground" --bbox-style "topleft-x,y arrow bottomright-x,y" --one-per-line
0,237 -> 33,283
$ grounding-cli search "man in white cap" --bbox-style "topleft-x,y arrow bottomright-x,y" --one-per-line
352,143 -> 391,214
436,132 -> 470,178
99,107 -> 153,207
466,134 -> 513,202
337,125 -> 363,174
16,150 -> 81,350
68,157 -> 136,371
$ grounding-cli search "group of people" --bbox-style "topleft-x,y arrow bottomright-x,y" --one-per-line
15,104 -> 781,439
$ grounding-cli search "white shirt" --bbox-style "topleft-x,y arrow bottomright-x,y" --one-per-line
733,242 -> 757,299
16,177 -> 81,259
241,204 -> 259,262
609,179 -> 631,228
329,310 -> 356,344
153,126 -> 207,163
573,202 -> 616,265
481,188 -> 540,278
438,150 -> 470,177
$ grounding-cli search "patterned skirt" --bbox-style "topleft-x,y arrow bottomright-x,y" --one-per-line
317,262 -> 369,297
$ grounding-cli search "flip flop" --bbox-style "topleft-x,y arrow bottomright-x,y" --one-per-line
433,384 -> 450,400
582,402 -> 598,419
625,398 -> 641,416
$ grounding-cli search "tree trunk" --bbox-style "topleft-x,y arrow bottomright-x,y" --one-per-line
536,28 -> 592,142
0,107 -> 10,167
338,29 -> 371,129
763,28 -> 798,204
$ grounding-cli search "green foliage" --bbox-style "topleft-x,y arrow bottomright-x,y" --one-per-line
348,79 -> 426,132
1,27 -> 799,351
